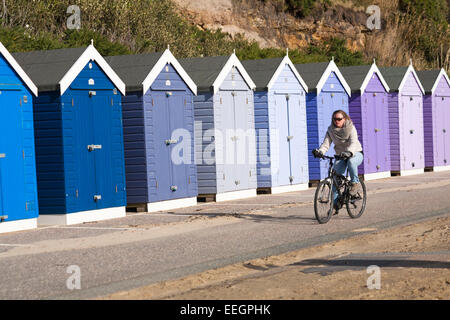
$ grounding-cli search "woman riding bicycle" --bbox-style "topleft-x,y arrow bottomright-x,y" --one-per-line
312,110 -> 363,213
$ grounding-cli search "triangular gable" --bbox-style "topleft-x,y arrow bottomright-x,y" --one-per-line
212,53 -> 256,94
142,49 -> 197,95
316,59 -> 351,97
59,44 -> 126,96
398,64 -> 425,95
360,61 -> 390,93
267,55 -> 308,92
0,42 -> 38,97
431,68 -> 450,94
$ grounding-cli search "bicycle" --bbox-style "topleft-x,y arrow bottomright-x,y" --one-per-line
313,154 -> 367,224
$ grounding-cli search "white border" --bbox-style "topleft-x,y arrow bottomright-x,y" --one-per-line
360,62 -> 390,93
316,59 -> 352,97
363,171 -> 391,181
0,42 -> 38,97
59,45 -> 126,96
146,197 -> 197,213
142,49 -> 197,95
267,55 -> 308,92
432,165 -> 450,172
37,206 -> 126,226
398,64 -> 425,95
397,168 -> 425,177
268,183 -> 309,194
215,189 -> 257,202
212,53 -> 256,94
431,68 -> 450,95
0,218 -> 37,234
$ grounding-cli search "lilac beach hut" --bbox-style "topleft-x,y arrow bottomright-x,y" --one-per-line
417,69 -> 450,172
380,63 -> 426,176
340,61 -> 391,181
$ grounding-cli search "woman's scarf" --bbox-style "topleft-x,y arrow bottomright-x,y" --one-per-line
328,119 -> 354,142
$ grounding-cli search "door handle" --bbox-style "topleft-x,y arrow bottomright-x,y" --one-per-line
0,215 -> 8,222
0,153 -> 5,158
374,128 -> 380,133
443,129 -> 446,133
287,136 -> 294,141
94,195 -> 102,201
170,186 -> 178,192
87,144 -> 102,151
410,130 -> 414,134
165,139 -> 178,145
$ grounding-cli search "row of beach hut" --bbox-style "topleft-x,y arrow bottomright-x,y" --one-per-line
0,42 -> 448,234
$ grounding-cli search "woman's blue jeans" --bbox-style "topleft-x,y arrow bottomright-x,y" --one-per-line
332,151 -> 364,205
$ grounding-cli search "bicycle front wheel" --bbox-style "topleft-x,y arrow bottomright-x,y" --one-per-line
314,179 -> 333,224
346,180 -> 367,219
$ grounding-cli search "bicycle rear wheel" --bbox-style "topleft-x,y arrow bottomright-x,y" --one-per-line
314,179 -> 333,224
346,180 -> 366,219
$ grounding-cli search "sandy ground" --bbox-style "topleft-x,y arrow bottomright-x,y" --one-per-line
102,215 -> 450,300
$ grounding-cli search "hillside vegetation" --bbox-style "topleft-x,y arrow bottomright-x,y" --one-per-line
0,0 -> 448,70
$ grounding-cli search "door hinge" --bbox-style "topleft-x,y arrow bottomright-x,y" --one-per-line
22,150 -> 25,159
76,189 -> 79,198
115,185 -> 118,193
72,98 -> 74,106
111,98 -> 114,106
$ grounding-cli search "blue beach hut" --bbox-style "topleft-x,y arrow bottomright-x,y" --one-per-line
0,43 -> 39,234
180,53 -> 258,202
106,49 -> 199,212
295,59 -> 352,182
13,44 -> 127,225
242,53 -> 310,194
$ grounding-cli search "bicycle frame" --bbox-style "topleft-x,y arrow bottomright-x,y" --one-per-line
322,155 -> 351,205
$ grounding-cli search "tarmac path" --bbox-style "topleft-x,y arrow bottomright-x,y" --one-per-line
0,171 -> 449,299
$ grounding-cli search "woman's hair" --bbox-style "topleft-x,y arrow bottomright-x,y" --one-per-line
332,110 -> 351,122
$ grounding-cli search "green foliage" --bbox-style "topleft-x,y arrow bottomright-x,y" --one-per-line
0,0 -> 367,67
399,0 -> 449,25
63,30 -> 131,56
285,0 -> 319,17
398,0 -> 449,64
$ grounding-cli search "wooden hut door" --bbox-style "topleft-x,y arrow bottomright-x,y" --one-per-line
435,96 -> 448,166
364,93 -> 378,174
0,90 -> 27,221
90,90 -> 117,209
232,90 -> 251,191
274,93 -> 291,186
166,90 -> 189,200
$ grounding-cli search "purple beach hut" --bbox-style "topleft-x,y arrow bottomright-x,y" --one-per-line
380,62 -> 426,176
340,61 -> 391,181
417,69 -> 450,172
